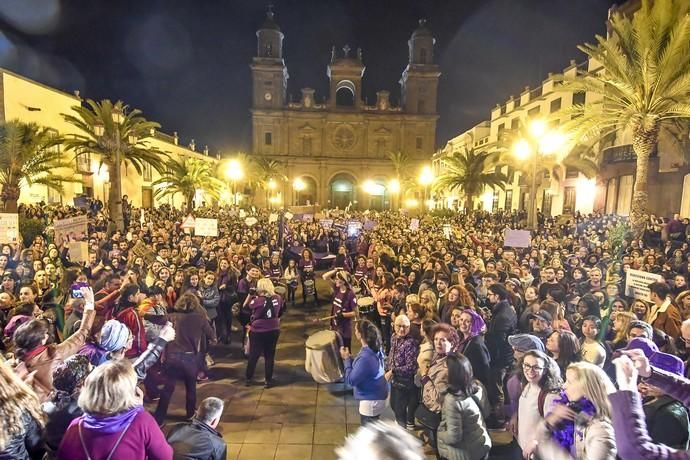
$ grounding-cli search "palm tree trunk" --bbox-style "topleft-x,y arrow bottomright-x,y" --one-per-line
186,192 -> 195,214
1,184 -> 20,213
630,126 -> 658,237
106,160 -> 124,234
466,194 -> 474,212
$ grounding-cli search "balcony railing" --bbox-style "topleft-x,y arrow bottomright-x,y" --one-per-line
602,143 -> 657,163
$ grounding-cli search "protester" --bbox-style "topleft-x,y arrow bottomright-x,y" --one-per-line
166,397 -> 227,460
386,314 -> 420,430
245,278 -> 284,388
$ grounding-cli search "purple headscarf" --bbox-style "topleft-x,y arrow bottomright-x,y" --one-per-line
462,309 -> 486,338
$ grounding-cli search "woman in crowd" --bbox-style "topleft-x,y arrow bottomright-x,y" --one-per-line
298,248 -> 318,305
608,311 -> 636,351
419,289 -> 438,320
386,314 -> 420,430
245,278 -> 284,388
283,259 -> 299,306
0,360 -> 45,460
518,286 -> 540,332
456,308 -> 490,388
513,349 -> 562,455
154,293 -> 215,424
340,319 -> 388,425
12,287 -> 96,402
581,316 -> 607,367
57,360 -> 172,460
532,361 -> 617,459
371,271 -> 394,352
419,323 -> 460,450
436,352 -> 492,460
631,298 -> 651,321
322,268 -> 356,350
114,283 -> 147,359
546,329 -> 581,377
415,319 -> 437,388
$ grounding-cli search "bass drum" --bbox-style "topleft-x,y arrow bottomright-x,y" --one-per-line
305,330 -> 344,384
303,279 -> 315,296
356,296 -> 375,317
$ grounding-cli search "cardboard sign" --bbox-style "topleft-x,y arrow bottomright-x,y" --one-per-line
443,224 -> 452,239
245,217 -> 258,227
54,215 -> 88,245
0,213 -> 19,244
68,241 -> 89,263
409,218 -> 419,232
284,212 -> 294,220
504,229 -> 531,248
132,240 -> 157,265
320,219 -> 334,229
269,213 -> 279,224
625,269 -> 664,302
195,218 -> 218,237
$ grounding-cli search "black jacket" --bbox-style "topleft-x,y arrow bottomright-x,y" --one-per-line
643,395 -> 690,450
0,411 -> 44,460
132,336 -> 168,381
461,334 -> 491,389
166,419 -> 227,460
485,300 -> 517,369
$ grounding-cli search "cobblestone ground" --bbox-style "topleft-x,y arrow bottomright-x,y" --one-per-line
153,277 -> 519,460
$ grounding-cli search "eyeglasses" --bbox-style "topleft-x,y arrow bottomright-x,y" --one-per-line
522,363 -> 544,372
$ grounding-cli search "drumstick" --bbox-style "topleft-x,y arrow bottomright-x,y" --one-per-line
314,314 -> 337,322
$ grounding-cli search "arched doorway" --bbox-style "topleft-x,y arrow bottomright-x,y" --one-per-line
295,176 -> 318,206
329,173 -> 356,209
362,179 -> 388,211
335,80 -> 356,107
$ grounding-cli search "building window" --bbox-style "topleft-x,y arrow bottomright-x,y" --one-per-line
572,91 -> 586,106
492,192 -> 500,212
76,152 -> 91,174
415,137 -> 423,150
528,106 -> 540,117
143,163 -> 152,182
264,132 -> 272,146
514,98 -> 521,109
497,124 -> 505,140
302,137 -> 312,155
504,189 -> 513,210
506,166 -> 514,182
510,118 -> 520,130
550,98 -> 562,113
417,100 -> 426,113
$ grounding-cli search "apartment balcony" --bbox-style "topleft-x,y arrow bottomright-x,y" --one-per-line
602,143 -> 657,164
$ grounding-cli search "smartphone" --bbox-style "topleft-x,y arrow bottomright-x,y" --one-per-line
71,281 -> 89,298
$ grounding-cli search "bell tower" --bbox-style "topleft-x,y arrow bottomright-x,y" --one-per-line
327,44 -> 365,109
250,5 -> 288,110
399,19 -> 440,114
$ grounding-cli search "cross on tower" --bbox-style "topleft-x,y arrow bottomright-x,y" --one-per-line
342,44 -> 351,58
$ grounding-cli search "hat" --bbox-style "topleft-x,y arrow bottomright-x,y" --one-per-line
505,278 -> 520,288
508,334 -> 545,353
52,354 -> 91,394
529,310 -> 553,323
676,290 -> 690,307
99,320 -> 130,352
625,337 -> 685,376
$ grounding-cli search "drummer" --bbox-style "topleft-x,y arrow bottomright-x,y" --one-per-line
268,252 -> 283,283
237,263 -> 261,352
322,268 -> 357,349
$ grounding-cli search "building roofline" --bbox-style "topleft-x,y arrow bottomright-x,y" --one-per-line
0,67 -> 82,102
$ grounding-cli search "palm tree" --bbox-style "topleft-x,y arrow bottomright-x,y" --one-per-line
386,150 -> 418,207
559,0 -> 690,234
433,148 -> 508,211
62,99 -> 165,232
0,120 -> 72,212
252,156 -> 287,205
153,157 -> 224,213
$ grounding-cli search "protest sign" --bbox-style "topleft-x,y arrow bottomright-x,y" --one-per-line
68,241 -> 89,263
504,229 -> 531,248
54,215 -> 88,245
195,218 -> 218,237
409,218 -> 419,232
302,213 -> 314,222
132,240 -> 157,265
320,219 -> 334,229
625,269 -> 663,302
443,224 -> 452,239
245,217 -> 258,227
363,219 -> 378,231
269,213 -> 279,224
181,215 -> 196,229
0,213 -> 19,244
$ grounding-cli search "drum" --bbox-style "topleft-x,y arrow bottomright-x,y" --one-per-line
353,286 -> 361,296
274,284 -> 287,297
303,279 -> 315,296
305,330 -> 344,383
356,296 -> 375,316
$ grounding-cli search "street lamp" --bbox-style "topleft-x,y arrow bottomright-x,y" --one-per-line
225,159 -> 244,206
418,165 -> 434,210
267,178 -> 277,209
293,177 -> 306,205
513,119 -> 565,229
388,178 -> 400,211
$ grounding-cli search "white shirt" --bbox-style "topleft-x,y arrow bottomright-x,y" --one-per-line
517,382 -> 558,451
359,399 -> 386,416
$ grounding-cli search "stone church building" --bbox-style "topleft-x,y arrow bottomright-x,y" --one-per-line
250,8 -> 440,209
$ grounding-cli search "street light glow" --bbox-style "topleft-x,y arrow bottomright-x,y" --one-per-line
293,177 -> 306,191
268,178 -> 277,190
539,131 -> 565,154
405,198 -> 419,208
529,119 -> 547,138
388,178 -> 401,194
418,166 -> 434,186
225,159 -> 244,182
363,179 -> 376,195
513,139 -> 531,160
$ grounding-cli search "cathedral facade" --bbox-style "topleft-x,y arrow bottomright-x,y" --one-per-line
250,9 -> 440,210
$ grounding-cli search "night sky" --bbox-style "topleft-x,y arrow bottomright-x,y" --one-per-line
0,0 -> 618,155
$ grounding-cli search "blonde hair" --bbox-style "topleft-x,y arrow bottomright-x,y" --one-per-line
613,311 -> 636,344
257,277 -> 275,296
419,289 -> 437,317
78,360 -> 140,415
0,362 -> 45,450
565,362 -> 615,419
406,294 -> 420,305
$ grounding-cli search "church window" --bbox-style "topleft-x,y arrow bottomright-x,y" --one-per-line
265,132 -> 272,146
418,100 -> 426,113
303,137 -> 312,154
416,136 -> 423,150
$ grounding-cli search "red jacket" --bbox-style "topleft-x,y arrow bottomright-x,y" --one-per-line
116,307 -> 147,358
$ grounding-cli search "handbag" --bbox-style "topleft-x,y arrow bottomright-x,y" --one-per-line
243,330 -> 251,356
415,403 -> 441,430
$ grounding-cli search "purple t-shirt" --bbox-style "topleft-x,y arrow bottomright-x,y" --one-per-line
331,289 -> 356,338
249,295 -> 283,333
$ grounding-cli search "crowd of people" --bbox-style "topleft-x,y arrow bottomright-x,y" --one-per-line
2,199 -> 690,459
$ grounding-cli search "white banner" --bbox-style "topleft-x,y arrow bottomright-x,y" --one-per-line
54,215 -> 88,245
625,269 -> 663,302
195,218 -> 218,237
504,229 -> 531,248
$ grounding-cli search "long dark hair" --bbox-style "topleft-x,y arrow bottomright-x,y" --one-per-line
356,319 -> 382,353
551,330 -> 581,371
518,349 -> 563,392
446,352 -> 477,397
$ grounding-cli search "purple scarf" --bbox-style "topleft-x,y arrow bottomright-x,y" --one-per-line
81,406 -> 144,433
550,392 -> 597,451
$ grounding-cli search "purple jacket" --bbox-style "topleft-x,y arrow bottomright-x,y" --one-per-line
611,367 -> 690,459
386,334 -> 420,379
248,295 -> 283,333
